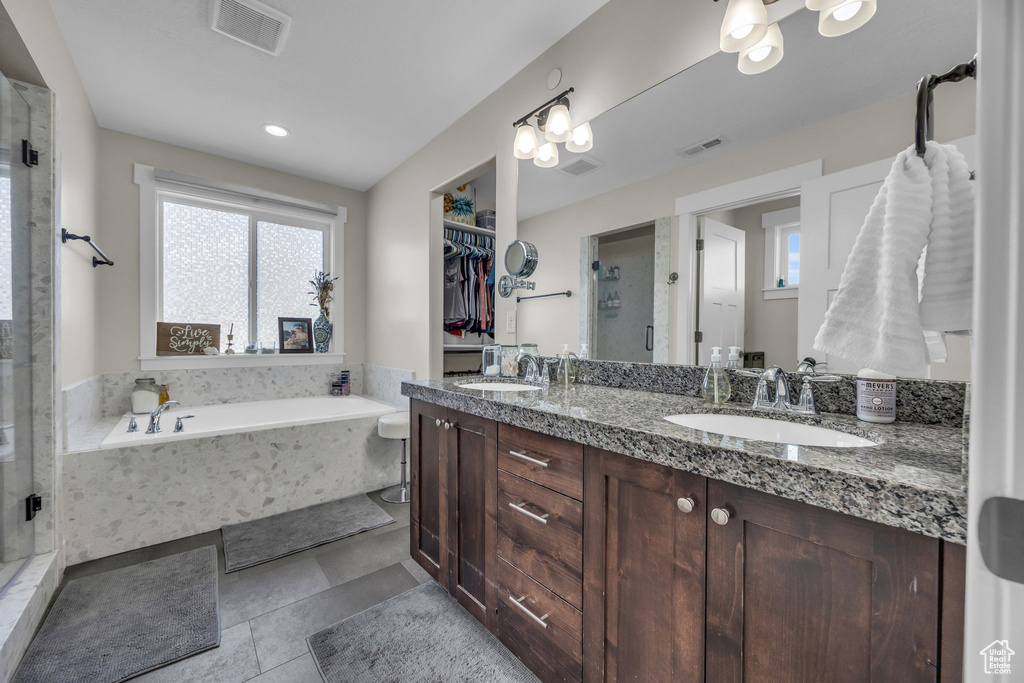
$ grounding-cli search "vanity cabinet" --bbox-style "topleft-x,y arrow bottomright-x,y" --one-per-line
409,399 -> 497,631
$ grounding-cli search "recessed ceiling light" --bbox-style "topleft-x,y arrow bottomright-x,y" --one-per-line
263,124 -> 289,137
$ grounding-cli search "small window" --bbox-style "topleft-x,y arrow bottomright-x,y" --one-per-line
762,206 -> 800,299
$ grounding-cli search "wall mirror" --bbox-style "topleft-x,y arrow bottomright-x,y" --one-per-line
515,0 -> 976,380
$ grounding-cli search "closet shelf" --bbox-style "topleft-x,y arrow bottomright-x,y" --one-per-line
443,344 -> 486,353
443,218 -> 495,237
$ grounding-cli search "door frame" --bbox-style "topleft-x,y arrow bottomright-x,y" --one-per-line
673,161 -> 822,365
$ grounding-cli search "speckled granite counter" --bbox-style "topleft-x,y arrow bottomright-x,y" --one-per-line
402,378 -> 967,545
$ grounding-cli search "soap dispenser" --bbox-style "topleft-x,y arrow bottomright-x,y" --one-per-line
703,346 -> 732,405
556,344 -> 577,385
726,346 -> 743,369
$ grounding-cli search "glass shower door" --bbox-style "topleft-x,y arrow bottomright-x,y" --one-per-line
0,74 -> 35,589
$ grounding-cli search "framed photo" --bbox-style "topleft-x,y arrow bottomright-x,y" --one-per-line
278,317 -> 313,354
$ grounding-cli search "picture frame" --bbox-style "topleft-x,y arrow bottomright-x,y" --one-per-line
278,317 -> 314,353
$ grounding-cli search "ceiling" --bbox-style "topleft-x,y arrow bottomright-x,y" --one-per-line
518,0 -> 978,220
48,0 -> 611,191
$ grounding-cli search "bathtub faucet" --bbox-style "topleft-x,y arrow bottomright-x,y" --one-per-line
146,400 -> 180,434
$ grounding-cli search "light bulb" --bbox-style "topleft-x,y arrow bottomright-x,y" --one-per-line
544,103 -> 573,143
513,123 -> 540,159
534,142 -> 559,168
565,122 -> 594,153
738,22 -> 783,75
817,0 -> 876,37
263,124 -> 289,137
720,0 -> 768,53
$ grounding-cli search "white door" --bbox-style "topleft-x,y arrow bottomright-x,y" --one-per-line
698,218 -> 745,366
798,136 -> 976,374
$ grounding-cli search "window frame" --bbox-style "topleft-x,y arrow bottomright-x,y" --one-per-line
136,164 -> 346,370
761,206 -> 801,300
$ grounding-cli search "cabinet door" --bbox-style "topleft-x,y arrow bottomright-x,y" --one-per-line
446,409 -> 498,631
583,447 -> 707,683
409,399 -> 447,582
706,479 -> 941,682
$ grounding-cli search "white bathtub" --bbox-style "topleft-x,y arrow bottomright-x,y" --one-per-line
100,395 -> 397,449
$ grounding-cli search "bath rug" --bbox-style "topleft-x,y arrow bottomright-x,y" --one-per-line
222,493 -> 395,572
307,581 -> 540,683
15,546 -> 220,683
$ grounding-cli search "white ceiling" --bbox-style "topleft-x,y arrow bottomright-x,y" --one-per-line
518,0 -> 978,220
48,0 -> 611,191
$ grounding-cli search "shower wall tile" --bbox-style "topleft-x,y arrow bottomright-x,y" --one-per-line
363,365 -> 415,409
62,415 -> 399,564
653,217 -> 672,364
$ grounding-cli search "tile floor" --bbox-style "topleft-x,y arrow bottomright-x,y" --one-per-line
56,490 -> 431,683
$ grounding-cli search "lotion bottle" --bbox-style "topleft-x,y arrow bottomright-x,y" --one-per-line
703,346 -> 732,405
556,344 -> 577,385
856,369 -> 896,423
726,346 -> 743,369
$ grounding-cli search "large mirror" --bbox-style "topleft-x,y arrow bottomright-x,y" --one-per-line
515,0 -> 976,380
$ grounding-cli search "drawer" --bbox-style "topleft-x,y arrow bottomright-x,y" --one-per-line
498,424 -> 583,501
497,558 -> 582,683
497,470 -> 583,608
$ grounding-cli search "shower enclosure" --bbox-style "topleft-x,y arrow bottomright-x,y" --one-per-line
0,72 -> 36,590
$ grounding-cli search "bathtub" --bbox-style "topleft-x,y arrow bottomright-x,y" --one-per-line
100,395 -> 396,449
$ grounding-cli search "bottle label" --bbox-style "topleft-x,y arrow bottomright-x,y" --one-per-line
857,379 -> 896,420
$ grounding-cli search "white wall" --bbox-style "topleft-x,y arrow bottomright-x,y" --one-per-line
2,0 -> 100,386
516,83 -> 977,358
94,129 -> 368,374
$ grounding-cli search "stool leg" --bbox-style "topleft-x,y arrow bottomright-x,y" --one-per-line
381,438 -> 409,504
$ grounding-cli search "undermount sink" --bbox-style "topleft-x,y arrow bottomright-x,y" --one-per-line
664,413 -> 877,448
457,382 -> 542,392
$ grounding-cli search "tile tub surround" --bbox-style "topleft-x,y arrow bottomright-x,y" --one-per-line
363,364 -> 415,409
62,414 -> 399,564
403,378 -> 968,544
62,374 -> 104,450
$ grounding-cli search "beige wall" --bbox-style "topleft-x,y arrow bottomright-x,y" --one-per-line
516,82 -> 976,359
365,0 -> 735,379
3,0 -> 100,386
95,129 -> 368,373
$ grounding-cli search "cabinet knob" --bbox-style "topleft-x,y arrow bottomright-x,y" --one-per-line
676,497 -> 695,514
711,507 -> 731,526
444,421 -> 451,430
435,419 -> 442,427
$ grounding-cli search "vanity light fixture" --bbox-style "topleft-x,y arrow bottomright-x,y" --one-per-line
738,22 -> 784,74
719,0 -> 769,52
512,87 -> 593,168
811,0 -> 876,37
263,124 -> 289,137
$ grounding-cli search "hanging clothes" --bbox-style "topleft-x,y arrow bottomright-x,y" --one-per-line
443,228 -> 494,338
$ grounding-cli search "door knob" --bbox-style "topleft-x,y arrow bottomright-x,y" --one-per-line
435,419 -> 441,427
676,497 -> 695,513
711,507 -> 731,525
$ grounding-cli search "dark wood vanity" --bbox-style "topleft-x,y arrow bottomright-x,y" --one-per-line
410,399 -> 967,683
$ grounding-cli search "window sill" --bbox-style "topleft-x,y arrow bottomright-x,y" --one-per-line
763,287 -> 798,300
139,352 -> 346,371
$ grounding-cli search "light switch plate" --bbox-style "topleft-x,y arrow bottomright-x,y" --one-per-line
506,311 -> 516,334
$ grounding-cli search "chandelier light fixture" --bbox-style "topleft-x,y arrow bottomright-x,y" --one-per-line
511,87 -> 594,168
716,0 -> 876,74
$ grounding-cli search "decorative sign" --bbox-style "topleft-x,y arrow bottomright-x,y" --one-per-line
156,322 -> 221,356
0,320 -> 10,360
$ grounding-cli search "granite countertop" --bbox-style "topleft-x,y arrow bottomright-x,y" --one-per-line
402,377 -> 967,545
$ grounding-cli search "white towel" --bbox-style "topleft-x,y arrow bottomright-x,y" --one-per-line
814,141 -> 974,377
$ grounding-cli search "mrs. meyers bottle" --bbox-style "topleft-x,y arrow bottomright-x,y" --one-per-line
856,369 -> 896,423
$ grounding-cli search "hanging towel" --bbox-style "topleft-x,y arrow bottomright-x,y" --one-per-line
814,141 -> 974,377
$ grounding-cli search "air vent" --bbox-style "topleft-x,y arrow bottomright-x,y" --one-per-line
678,135 -> 728,158
559,156 -> 604,177
209,0 -> 292,56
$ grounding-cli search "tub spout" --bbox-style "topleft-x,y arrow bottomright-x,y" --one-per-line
146,400 -> 180,434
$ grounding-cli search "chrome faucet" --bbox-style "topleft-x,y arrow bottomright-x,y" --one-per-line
739,365 -> 842,414
514,352 -> 543,385
146,400 -> 180,434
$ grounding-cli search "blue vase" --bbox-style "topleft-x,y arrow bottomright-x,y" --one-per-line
313,311 -> 332,354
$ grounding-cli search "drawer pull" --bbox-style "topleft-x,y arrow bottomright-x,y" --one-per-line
509,502 -> 550,524
508,450 -> 551,468
509,595 -> 549,628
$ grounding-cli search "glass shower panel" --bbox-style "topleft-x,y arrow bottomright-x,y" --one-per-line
0,74 -> 35,589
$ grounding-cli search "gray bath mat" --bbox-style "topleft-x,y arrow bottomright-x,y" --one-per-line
16,546 -> 220,683
222,494 -> 395,572
307,581 -> 540,682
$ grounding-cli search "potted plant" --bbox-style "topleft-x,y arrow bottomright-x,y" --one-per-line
309,271 -> 339,353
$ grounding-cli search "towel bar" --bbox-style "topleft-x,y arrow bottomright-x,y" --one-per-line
61,228 -> 114,267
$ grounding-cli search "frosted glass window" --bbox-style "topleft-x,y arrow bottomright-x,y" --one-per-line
162,201 -> 250,351
0,176 -> 11,320
256,221 -> 324,346
787,232 -> 800,285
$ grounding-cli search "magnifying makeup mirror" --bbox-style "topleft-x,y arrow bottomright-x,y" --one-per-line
504,240 -> 538,278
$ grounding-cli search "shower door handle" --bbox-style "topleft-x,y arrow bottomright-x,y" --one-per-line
645,325 -> 654,352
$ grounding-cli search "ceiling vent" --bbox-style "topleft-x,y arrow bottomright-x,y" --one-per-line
559,156 -> 604,177
209,0 -> 292,56
677,135 -> 728,158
